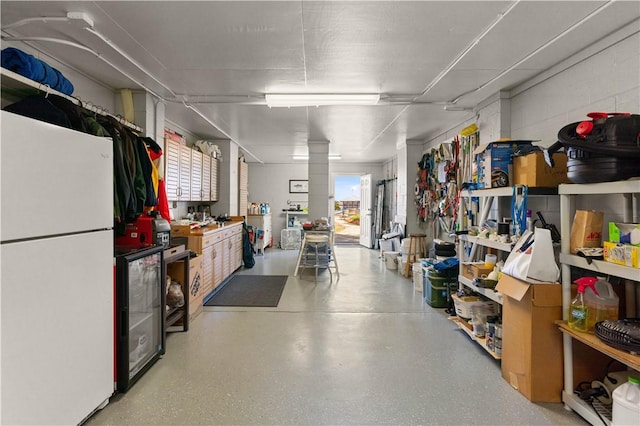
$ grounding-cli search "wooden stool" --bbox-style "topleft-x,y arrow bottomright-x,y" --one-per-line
404,234 -> 427,278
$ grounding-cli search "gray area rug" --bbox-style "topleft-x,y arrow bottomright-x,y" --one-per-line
204,275 -> 288,307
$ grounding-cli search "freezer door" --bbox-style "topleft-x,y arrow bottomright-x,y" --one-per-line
0,111 -> 113,241
115,246 -> 164,391
0,230 -> 114,425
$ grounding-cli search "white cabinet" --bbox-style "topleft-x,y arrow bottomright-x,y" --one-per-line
200,155 -> 220,202
165,140 -> 219,202
164,139 -> 192,201
557,181 -> 640,426
247,214 -> 272,254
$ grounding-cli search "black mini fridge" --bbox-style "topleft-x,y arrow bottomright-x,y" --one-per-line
115,245 -> 165,392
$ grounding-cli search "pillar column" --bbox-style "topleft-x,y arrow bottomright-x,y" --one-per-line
307,140 -> 330,221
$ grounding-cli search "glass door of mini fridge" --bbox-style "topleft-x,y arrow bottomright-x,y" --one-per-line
115,245 -> 165,392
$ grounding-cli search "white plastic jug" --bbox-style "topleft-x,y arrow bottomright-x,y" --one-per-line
612,376 -> 640,426
585,278 -> 619,333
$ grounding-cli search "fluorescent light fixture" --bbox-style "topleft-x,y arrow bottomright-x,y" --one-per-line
292,154 -> 342,160
444,105 -> 472,112
266,94 -> 379,108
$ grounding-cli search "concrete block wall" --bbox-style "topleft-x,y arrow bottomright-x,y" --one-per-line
510,27 -> 640,232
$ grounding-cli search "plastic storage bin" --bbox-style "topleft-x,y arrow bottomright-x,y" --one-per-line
424,269 -> 456,308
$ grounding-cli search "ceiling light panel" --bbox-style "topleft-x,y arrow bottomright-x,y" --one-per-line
266,94 -> 380,107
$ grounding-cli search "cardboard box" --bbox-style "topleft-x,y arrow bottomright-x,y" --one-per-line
513,152 -> 570,187
167,255 -> 205,322
461,262 -> 493,280
603,241 -> 640,268
472,140 -> 533,188
495,274 -> 563,402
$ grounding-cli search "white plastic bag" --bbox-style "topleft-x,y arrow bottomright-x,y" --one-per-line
502,228 -> 559,283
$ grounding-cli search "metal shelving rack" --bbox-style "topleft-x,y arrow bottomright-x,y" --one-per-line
454,186 -> 559,359
558,180 -> 640,425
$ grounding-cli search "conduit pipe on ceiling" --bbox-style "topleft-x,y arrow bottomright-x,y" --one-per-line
2,21 -> 258,162
84,27 -> 178,98
0,36 -> 165,100
450,0 -> 617,104
420,0 -> 521,97
182,101 -> 263,164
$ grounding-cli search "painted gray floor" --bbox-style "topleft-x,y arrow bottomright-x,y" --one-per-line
87,246 -> 588,425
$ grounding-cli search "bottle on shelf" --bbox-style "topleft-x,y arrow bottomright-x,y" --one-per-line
612,376 -> 640,426
526,209 -> 533,232
584,277 -> 619,333
568,277 -> 599,332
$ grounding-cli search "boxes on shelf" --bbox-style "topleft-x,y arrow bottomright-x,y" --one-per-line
167,254 -> 205,322
495,274 -> 563,402
603,241 -> 639,268
452,293 -> 499,319
472,140 -> 533,188
461,262 -> 494,280
513,152 -> 570,187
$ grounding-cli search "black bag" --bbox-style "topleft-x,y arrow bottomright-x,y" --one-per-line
242,222 -> 255,268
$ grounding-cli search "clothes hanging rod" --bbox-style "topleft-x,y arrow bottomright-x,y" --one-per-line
1,67 -> 143,132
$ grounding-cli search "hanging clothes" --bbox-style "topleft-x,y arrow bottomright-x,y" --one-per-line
156,178 -> 171,222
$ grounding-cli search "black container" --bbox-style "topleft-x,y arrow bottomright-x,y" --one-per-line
558,114 -> 640,183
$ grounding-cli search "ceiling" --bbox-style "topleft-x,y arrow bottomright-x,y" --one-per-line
1,1 -> 639,164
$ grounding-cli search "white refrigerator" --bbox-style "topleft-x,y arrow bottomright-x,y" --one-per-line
1,111 -> 115,424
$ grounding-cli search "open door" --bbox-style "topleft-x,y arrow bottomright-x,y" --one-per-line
359,174 -> 373,248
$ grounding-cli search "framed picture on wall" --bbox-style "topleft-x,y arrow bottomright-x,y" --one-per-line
289,180 -> 308,193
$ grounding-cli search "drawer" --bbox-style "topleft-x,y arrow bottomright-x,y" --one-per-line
202,231 -> 222,248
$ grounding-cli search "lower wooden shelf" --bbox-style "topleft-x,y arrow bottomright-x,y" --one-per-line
449,316 -> 501,360
165,307 -> 185,330
557,321 -> 640,371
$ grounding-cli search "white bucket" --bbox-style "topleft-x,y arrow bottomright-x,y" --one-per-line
612,376 -> 640,426
413,263 -> 423,292
384,251 -> 400,270
400,238 -> 410,254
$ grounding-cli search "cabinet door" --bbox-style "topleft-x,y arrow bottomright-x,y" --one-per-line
210,158 -> 219,202
223,236 -> 232,278
264,214 -> 272,248
233,232 -> 243,270
164,140 -> 181,201
201,245 -> 213,297
238,160 -> 248,215
178,143 -> 192,201
202,156 -> 211,202
213,240 -> 224,289
190,150 -> 203,201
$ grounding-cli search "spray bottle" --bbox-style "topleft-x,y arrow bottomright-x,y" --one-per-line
568,277 -> 599,332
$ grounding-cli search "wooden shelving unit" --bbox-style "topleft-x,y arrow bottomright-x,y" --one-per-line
449,317 -> 501,360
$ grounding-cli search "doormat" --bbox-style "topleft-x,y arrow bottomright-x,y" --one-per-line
204,275 -> 288,307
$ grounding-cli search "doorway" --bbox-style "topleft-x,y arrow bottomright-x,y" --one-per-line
333,175 -> 361,245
